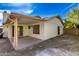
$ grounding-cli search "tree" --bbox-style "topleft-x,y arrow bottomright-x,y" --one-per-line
64,9 -> 79,35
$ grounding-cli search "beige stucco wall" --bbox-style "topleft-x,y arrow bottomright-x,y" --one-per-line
3,25 -> 8,37
43,22 -> 58,40
3,24 -> 13,41
43,18 -> 63,40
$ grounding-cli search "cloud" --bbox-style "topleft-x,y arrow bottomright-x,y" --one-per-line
22,9 -> 33,14
11,9 -> 33,15
8,3 -> 34,15
6,3 -> 34,15
26,10 -> 33,14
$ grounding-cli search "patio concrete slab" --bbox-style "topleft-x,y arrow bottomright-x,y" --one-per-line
17,36 -> 43,50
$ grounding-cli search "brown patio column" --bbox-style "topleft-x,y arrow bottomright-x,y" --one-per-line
14,18 -> 18,49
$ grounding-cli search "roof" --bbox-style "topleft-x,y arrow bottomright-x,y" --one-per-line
55,16 -> 64,25
3,12 -> 42,24
10,12 -> 41,19
3,12 -> 63,25
43,16 -> 64,25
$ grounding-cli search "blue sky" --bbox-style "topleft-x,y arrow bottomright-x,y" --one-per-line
0,3 -> 78,25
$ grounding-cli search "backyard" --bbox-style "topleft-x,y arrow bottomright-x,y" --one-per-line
0,34 -> 79,56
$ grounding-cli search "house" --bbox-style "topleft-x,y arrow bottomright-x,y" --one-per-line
3,12 -> 63,50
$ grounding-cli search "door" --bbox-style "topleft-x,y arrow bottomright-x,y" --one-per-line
58,26 -> 60,35
12,26 -> 14,37
18,26 -> 23,36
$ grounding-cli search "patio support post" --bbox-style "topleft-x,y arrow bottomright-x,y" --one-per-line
14,18 -> 18,49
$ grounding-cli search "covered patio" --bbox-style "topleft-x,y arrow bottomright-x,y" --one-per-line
4,13 -> 43,50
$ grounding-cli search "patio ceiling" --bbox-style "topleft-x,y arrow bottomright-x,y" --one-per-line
18,17 -> 41,24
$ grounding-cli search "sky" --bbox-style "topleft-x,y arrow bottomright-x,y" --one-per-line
0,3 -> 79,25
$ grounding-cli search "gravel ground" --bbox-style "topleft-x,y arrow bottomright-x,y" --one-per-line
1,34 -> 79,56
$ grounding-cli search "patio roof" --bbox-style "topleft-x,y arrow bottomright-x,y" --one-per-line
4,12 -> 42,24
4,12 -> 63,25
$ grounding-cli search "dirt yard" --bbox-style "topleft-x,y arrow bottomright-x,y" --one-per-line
1,34 -> 79,56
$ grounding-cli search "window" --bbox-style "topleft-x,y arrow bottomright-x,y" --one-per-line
33,25 -> 40,34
